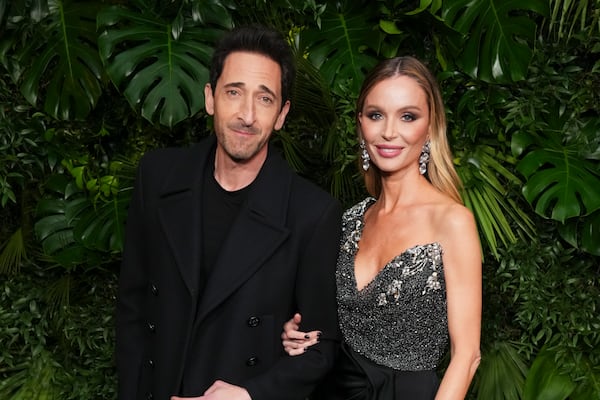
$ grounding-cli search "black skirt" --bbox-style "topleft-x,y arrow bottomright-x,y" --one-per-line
312,342 -> 439,400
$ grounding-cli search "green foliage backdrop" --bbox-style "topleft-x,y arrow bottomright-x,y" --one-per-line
0,0 -> 599,398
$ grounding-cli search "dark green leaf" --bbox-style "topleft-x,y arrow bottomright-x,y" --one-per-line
517,148 -> 600,222
558,211 -> 600,256
441,0 -> 549,82
97,6 -> 225,127
523,348 -> 575,400
475,340 -> 526,400
18,0 -> 104,120
458,145 -> 535,258
301,4 -> 379,94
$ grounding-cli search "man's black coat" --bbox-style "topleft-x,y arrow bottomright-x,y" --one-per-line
116,136 -> 342,400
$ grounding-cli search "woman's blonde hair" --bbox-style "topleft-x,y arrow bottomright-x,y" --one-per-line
356,56 -> 462,203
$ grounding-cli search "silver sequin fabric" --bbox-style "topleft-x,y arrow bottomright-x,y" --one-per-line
337,197 -> 449,371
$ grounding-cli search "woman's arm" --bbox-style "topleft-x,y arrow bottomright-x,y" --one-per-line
435,205 -> 482,399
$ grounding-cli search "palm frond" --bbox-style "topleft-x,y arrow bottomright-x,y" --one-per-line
475,340 -> 527,400
0,227 -> 26,274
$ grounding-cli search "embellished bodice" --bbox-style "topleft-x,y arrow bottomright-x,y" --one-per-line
336,197 -> 449,371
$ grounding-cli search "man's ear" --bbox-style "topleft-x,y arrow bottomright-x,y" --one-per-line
274,100 -> 291,131
204,83 -> 214,115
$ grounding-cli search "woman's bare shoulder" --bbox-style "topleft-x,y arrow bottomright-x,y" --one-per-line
430,200 -> 478,249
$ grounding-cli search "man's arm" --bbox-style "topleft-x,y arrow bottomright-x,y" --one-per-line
243,198 -> 342,399
116,159 -> 149,399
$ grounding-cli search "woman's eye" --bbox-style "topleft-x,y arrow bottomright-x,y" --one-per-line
401,113 -> 416,121
367,112 -> 383,120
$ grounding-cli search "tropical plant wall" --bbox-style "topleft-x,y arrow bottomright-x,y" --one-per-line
1,0 -> 599,399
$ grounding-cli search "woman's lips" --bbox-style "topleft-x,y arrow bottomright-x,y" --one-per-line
375,145 -> 404,157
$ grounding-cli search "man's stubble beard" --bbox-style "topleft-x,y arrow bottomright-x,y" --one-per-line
217,128 -> 270,163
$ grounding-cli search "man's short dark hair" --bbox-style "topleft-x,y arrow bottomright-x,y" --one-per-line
209,25 -> 296,108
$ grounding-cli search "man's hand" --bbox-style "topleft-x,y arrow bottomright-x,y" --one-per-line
171,380 -> 251,400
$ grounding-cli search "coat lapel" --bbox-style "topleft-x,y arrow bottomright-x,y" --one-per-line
196,147 -> 292,323
157,137 -> 215,296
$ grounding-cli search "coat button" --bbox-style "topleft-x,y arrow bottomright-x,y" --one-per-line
247,316 -> 260,327
148,359 -> 154,368
150,284 -> 159,296
147,322 -> 156,333
146,393 -> 153,400
246,356 -> 259,366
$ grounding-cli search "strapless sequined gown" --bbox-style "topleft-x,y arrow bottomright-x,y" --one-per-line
314,197 -> 448,400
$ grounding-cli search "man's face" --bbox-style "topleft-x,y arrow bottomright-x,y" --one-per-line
204,51 -> 290,165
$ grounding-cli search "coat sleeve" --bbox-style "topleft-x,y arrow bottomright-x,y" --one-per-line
116,158 -> 149,400
243,198 -> 342,400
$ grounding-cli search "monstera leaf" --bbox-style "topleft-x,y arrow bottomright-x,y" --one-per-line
97,5 -> 228,127
558,210 -> 600,256
514,132 -> 600,223
301,3 -> 379,94
15,0 -> 104,120
441,0 -> 549,83
34,174 -> 130,267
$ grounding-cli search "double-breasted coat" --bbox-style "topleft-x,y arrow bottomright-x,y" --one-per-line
116,136 -> 342,400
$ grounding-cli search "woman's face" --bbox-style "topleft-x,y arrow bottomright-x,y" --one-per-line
358,75 -> 430,176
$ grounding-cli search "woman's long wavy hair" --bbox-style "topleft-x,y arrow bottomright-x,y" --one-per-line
356,56 -> 463,204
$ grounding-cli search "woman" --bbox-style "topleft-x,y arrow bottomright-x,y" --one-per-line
282,56 -> 481,399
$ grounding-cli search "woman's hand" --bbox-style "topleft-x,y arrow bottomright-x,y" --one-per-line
281,313 -> 321,356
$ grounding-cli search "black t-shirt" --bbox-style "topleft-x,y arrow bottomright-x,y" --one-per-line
200,159 -> 250,288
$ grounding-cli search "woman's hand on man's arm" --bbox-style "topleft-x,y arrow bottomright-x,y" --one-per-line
281,313 -> 321,356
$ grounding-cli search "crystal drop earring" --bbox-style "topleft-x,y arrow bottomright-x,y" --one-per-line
419,140 -> 431,175
360,140 -> 370,171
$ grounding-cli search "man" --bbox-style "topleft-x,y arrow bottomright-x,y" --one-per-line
116,25 -> 341,400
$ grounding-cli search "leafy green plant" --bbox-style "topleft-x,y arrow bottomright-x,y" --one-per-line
0,105 -> 49,206
440,0 -> 550,83
0,350 -> 62,400
522,347 -> 575,400
0,228 -> 26,275
474,340 -> 527,400
0,268 -> 117,400
0,0 -> 105,120
546,0 -> 600,40
299,1 -> 380,94
513,128 -> 600,223
458,144 -> 535,258
97,1 -> 231,127
441,72 -> 536,258
322,81 -> 365,206
490,234 -> 600,398
0,74 -> 56,274
506,36 -> 600,255
34,164 -> 133,268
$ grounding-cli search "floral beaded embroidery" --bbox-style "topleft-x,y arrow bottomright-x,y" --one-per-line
340,200 -> 370,254
377,244 -> 443,306
378,279 -> 403,306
